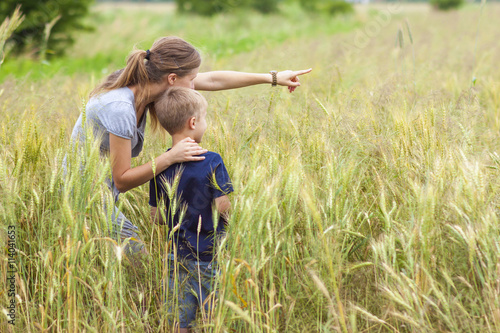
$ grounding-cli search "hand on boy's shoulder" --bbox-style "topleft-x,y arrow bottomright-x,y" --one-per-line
183,150 -> 224,165
165,148 -> 221,159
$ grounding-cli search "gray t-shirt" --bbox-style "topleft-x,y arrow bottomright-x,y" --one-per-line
71,87 -> 147,157
70,87 -> 147,200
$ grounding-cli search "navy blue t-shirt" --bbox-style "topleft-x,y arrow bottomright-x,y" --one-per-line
149,151 -> 233,262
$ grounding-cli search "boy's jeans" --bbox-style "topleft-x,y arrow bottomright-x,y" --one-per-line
164,254 -> 218,328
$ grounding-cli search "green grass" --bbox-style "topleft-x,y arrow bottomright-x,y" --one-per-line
0,2 -> 361,81
2,2 -> 500,332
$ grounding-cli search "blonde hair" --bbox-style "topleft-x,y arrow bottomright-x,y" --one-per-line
90,36 -> 201,131
155,87 -> 207,135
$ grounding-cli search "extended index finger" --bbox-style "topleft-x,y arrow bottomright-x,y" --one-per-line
294,68 -> 312,76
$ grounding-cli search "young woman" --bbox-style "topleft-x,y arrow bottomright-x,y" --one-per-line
70,36 -> 311,254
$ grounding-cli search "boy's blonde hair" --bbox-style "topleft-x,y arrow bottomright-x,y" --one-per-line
155,87 -> 207,135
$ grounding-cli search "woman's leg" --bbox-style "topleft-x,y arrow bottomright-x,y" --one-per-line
110,206 -> 147,256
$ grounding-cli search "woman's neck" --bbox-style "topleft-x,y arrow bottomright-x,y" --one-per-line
129,83 -> 166,123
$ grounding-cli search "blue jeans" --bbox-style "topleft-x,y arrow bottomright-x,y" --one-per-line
63,155 -> 144,255
109,206 -> 145,255
164,254 -> 218,328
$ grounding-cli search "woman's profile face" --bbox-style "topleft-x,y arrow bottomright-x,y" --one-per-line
171,67 -> 199,89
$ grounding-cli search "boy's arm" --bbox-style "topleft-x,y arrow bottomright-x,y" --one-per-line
150,206 -> 166,225
215,195 -> 231,225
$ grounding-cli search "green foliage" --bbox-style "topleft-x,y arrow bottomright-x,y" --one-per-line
0,0 -> 94,58
430,0 -> 464,10
176,0 -> 235,16
176,0 -> 281,16
0,3 -> 360,81
299,0 -> 354,15
251,0 -> 281,13
325,0 -> 354,15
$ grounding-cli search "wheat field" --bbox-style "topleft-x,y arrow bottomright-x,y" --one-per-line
1,2 -> 500,332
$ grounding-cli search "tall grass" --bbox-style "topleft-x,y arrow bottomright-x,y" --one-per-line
0,5 -> 24,69
2,2 -> 500,332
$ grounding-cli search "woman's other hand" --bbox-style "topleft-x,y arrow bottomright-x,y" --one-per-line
167,137 -> 207,164
277,68 -> 312,93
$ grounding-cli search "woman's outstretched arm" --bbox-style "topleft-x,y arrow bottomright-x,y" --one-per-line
194,69 -> 312,92
110,134 -> 207,193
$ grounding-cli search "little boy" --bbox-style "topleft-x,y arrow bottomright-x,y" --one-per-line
149,87 -> 233,332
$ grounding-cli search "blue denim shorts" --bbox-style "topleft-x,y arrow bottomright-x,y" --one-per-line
164,254 -> 218,328
110,206 -> 145,255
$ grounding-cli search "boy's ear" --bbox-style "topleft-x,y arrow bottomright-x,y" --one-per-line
188,116 -> 196,130
166,73 -> 177,86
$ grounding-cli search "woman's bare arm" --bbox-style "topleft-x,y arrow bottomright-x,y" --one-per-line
150,206 -> 165,225
109,134 -> 207,193
194,69 -> 312,91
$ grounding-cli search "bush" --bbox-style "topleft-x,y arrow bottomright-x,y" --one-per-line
299,0 -> 354,15
324,1 -> 354,15
176,0 -> 281,16
251,0 -> 280,13
0,0 -> 94,58
430,0 -> 464,10
176,0 -> 235,16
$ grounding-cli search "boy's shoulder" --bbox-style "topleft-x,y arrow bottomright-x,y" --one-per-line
159,150 -> 225,175
202,151 -> 223,162
189,151 -> 226,170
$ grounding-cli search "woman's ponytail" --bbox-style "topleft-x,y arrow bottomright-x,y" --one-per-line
90,49 -> 150,98
119,50 -> 150,88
